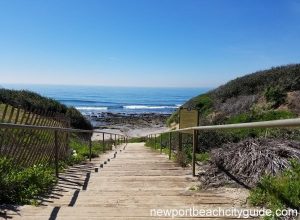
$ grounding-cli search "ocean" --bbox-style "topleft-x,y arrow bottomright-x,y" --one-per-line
2,84 -> 209,115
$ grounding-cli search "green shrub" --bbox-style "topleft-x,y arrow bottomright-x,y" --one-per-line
249,160 -> 300,217
223,110 -> 297,141
227,110 -> 295,124
194,95 -> 213,115
0,157 -> 56,204
264,86 -> 287,107
196,152 -> 210,163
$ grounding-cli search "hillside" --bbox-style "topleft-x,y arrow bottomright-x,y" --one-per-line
164,64 -> 300,214
0,88 -> 92,130
169,64 -> 300,126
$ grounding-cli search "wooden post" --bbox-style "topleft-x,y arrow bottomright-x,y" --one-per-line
89,138 -> 92,161
154,134 -> 156,149
102,133 -> 105,152
192,130 -> 198,177
178,132 -> 182,152
160,134 -> 162,153
169,133 -> 172,160
114,134 -> 117,146
54,130 -> 59,177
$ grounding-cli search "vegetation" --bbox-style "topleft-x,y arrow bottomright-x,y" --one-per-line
0,136 -> 113,205
196,152 -> 210,163
210,64 -> 300,101
0,157 -> 56,204
145,133 -> 210,166
168,64 -> 300,125
193,94 -> 213,115
249,160 -> 300,218
264,86 -> 287,108
128,137 -> 147,143
165,64 -> 300,215
0,88 -> 92,130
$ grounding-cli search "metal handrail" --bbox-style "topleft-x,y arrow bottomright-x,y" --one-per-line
0,122 -> 127,177
151,118 -> 300,135
147,118 -> 300,176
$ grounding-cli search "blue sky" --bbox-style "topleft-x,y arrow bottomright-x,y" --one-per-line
0,0 -> 300,88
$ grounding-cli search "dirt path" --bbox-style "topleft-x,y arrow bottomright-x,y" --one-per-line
3,143 -> 254,219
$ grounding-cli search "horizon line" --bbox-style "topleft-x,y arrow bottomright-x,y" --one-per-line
1,82 -> 215,90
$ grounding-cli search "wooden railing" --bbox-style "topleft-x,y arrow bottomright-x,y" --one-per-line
0,122 -> 127,177
147,118 -> 300,176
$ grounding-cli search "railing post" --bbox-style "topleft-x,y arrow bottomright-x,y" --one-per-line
102,132 -> 105,152
114,134 -> 117,146
192,130 -> 198,177
178,132 -> 182,152
89,137 -> 92,161
54,130 -> 59,177
168,132 -> 172,160
160,134 -> 162,154
154,134 -> 156,149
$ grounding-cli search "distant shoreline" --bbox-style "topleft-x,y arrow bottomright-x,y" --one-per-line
89,112 -> 170,138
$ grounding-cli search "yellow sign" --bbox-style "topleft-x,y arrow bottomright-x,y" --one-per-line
179,108 -> 199,134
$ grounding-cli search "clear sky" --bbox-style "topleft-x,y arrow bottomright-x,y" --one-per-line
0,0 -> 300,88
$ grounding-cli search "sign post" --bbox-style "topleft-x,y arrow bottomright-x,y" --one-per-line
179,108 -> 199,133
179,107 -> 199,176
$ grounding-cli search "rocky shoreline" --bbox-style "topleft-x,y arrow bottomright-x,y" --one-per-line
87,112 -> 171,138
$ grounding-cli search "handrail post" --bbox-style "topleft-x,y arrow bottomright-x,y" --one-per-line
160,134 -> 162,154
114,134 -> 117,146
54,130 -> 59,177
192,130 -> 198,177
154,134 -> 156,150
178,132 -> 182,152
168,132 -> 172,160
89,138 -> 92,161
102,132 -> 105,152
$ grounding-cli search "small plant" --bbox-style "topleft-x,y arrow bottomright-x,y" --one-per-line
264,86 -> 287,108
196,152 -> 210,163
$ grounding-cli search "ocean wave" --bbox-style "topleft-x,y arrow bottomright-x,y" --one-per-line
75,107 -> 108,110
123,105 -> 179,109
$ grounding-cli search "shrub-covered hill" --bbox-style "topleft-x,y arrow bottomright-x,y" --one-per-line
0,88 -> 92,130
169,64 -> 300,126
164,64 -> 300,214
